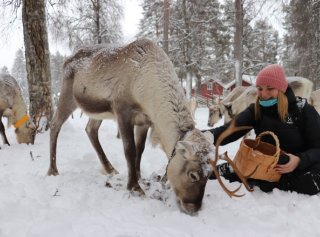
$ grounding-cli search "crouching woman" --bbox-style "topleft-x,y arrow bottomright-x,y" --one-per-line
206,64 -> 320,195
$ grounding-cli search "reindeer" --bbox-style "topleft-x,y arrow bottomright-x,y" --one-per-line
187,96 -> 198,120
48,39 -> 214,214
207,86 -> 247,127
223,86 -> 257,124
311,89 -> 320,114
287,77 -> 313,103
0,74 -> 36,146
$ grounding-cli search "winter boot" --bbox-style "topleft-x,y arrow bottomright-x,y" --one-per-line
208,162 -> 239,182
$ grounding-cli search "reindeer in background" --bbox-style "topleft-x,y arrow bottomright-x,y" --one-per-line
207,86 -> 247,127
0,74 -> 36,147
187,96 -> 198,120
311,89 -> 320,113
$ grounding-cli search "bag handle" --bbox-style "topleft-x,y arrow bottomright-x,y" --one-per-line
254,131 -> 281,164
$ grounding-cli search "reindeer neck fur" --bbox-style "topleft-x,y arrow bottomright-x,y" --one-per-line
11,92 -> 28,125
127,40 -> 196,157
149,97 -> 195,158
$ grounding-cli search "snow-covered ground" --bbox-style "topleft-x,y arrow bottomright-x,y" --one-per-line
1,108 -> 319,237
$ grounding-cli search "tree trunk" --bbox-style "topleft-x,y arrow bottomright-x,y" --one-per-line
163,0 -> 170,54
312,0 -> 320,89
22,0 -> 52,132
234,0 -> 243,87
182,0 -> 192,99
94,0 -> 102,44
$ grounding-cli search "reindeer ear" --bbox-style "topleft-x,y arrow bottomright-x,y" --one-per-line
203,131 -> 214,144
176,141 -> 194,157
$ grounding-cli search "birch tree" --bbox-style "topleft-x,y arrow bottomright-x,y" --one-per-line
11,49 -> 28,103
234,0 -> 243,87
49,0 -> 123,47
163,0 -> 169,54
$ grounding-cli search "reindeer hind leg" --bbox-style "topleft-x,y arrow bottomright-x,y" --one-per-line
85,119 -> 118,175
134,125 -> 149,180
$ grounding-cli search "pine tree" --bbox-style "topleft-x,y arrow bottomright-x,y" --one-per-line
245,19 -> 279,75
137,0 -> 163,43
1,66 -> 10,74
282,0 -> 319,87
11,49 -> 28,104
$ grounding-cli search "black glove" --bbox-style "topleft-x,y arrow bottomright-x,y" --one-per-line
278,153 -> 289,165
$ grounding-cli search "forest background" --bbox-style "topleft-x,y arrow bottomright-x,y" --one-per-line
0,0 -> 319,131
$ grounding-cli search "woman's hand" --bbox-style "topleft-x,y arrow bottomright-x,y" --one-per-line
274,154 -> 300,174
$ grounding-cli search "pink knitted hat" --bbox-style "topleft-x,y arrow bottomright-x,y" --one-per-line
256,64 -> 288,93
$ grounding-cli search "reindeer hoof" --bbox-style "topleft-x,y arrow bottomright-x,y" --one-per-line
128,184 -> 145,196
131,187 -> 145,197
47,167 -> 59,176
101,167 -> 119,176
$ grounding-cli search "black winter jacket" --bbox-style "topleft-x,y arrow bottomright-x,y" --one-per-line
211,87 -> 320,173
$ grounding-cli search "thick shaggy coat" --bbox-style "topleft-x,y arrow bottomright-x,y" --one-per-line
49,39 -> 213,214
311,89 -> 320,113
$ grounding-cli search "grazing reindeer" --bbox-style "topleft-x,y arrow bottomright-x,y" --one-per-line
207,86 -> 247,127
223,86 -> 258,124
0,74 -> 36,146
48,39 -> 214,214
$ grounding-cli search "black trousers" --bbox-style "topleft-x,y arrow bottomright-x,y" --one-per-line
276,170 -> 320,195
224,170 -> 320,195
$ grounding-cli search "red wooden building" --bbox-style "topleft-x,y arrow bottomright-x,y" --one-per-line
198,75 -> 255,99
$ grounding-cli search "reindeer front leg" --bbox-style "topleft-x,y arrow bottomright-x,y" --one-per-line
0,112 -> 10,146
48,80 -> 77,176
117,109 -> 144,196
85,119 -> 118,175
134,124 -> 149,179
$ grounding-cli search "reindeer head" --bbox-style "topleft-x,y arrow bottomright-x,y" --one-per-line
167,129 -> 214,215
223,103 -> 233,124
15,119 -> 36,144
207,105 -> 223,127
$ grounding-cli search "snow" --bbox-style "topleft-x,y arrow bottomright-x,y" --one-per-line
1,108 -> 319,237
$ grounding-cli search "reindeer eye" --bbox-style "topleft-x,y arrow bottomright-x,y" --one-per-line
190,173 -> 198,182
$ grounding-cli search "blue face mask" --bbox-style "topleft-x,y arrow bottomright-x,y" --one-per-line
259,98 -> 278,107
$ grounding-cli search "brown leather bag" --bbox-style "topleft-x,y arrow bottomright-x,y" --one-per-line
234,131 -> 283,182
